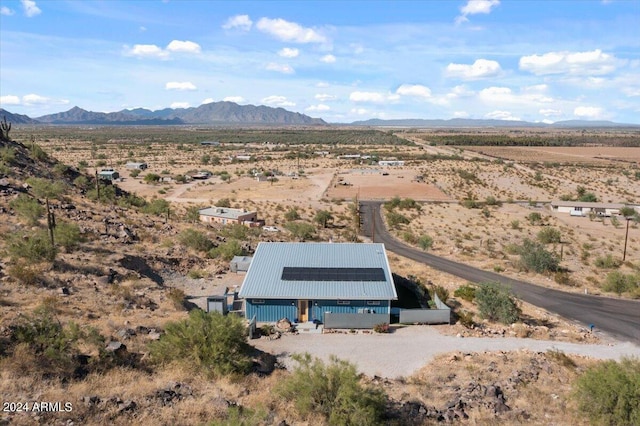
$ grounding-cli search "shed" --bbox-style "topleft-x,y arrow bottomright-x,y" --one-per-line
98,170 -> 119,181
125,162 -> 148,170
206,296 -> 228,315
230,256 -> 253,273
238,242 -> 397,326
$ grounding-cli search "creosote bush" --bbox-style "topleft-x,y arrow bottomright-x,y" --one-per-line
6,229 -> 56,263
519,239 -> 559,273
574,357 -> 640,426
149,310 -> 252,378
178,228 -> 214,252
475,281 -> 521,324
454,284 -> 477,302
9,194 -> 44,226
276,353 -> 387,425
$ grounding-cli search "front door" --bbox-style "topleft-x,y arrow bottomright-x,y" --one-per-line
298,300 -> 309,322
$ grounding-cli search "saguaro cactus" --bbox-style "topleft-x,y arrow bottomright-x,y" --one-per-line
0,116 -> 11,141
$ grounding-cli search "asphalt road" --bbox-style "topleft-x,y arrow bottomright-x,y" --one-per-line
360,201 -> 640,344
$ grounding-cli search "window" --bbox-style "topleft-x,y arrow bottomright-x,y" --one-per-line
366,300 -> 381,306
252,299 -> 265,304
575,207 -> 583,212
337,300 -> 350,305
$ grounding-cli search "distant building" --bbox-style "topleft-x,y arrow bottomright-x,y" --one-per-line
125,162 -> 148,170
550,201 -> 628,217
98,169 -> 119,181
230,256 -> 253,273
378,160 -> 405,166
235,155 -> 252,161
199,206 -> 262,227
200,141 -> 220,146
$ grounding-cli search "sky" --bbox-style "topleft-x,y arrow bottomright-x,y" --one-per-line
1,0 -> 639,124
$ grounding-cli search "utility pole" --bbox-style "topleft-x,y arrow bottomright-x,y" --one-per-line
95,170 -> 100,201
46,198 -> 56,247
623,217 -> 631,261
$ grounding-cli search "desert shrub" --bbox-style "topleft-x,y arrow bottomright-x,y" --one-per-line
519,239 -> 559,273
6,262 -> 41,286
220,224 -> 248,240
29,143 -> 48,161
6,229 -> 56,263
276,353 -> 387,425
26,177 -> 65,199
141,198 -> 170,216
554,271 -> 573,286
537,227 -> 561,244
454,284 -> 476,302
284,221 -> 315,241
384,196 -> 401,210
475,281 -> 521,324
461,198 -> 480,209
373,323 -> 390,333
119,193 -> 146,208
129,169 -> 141,178
149,310 -> 252,377
574,357 -> 640,426
54,221 -> 83,251
314,210 -> 333,228
485,196 -> 501,206
187,269 -> 207,279
418,235 -> 434,251
527,212 -> 542,225
456,310 -> 474,328
602,271 -> 638,295
0,146 -> 16,164
595,254 -> 622,269
398,198 -> 420,210
9,194 -> 44,225
578,192 -> 598,202
184,205 -> 202,222
431,285 -> 449,303
546,349 -> 576,368
217,198 -> 232,208
86,183 -> 116,202
386,211 -> 409,228
143,173 -> 161,184
73,175 -> 90,190
284,208 -> 300,221
209,239 -> 243,261
167,288 -> 186,310
178,228 -> 214,252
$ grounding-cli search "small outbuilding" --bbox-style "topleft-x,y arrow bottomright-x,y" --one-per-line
230,256 -> 253,273
125,162 -> 148,170
550,201 -> 627,217
199,206 -> 261,227
98,169 -> 119,181
238,242 -> 397,326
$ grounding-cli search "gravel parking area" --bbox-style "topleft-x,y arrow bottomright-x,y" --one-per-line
251,326 -> 640,379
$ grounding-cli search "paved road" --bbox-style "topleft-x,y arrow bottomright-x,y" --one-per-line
360,201 -> 640,344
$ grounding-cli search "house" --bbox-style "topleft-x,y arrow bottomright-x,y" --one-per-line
238,242 -> 398,326
200,141 -> 220,146
550,201 -> 627,217
98,169 -> 119,181
198,206 -> 261,227
378,160 -> 405,167
125,162 -> 148,170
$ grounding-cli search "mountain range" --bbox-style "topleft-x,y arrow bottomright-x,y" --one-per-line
1,103 -> 638,128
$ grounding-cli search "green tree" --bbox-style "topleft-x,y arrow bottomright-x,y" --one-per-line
284,221 -> 315,241
475,281 -> 521,324
149,310 -> 252,378
276,353 -> 387,425
26,177 -> 65,199
184,205 -> 202,223
314,210 -> 333,228
285,208 -> 300,221
209,239 -> 243,261
578,192 -> 598,202
10,194 -> 44,226
603,271 -> 638,295
537,227 -> 561,244
141,198 -> 170,216
418,235 -> 434,251
143,173 -> 161,184
519,239 -> 559,273
178,228 -> 214,252
6,229 -> 56,263
386,211 -> 409,228
54,221 -> 83,251
527,212 -> 542,225
574,357 -> 640,426
620,206 -> 637,219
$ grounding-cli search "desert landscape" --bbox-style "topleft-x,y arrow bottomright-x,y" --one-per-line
1,125 -> 639,425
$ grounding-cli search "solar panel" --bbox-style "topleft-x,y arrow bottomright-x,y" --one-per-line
281,267 -> 386,282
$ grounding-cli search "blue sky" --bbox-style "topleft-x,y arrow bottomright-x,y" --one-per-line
1,0 -> 639,123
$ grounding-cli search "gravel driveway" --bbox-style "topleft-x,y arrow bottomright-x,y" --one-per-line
251,326 -> 640,379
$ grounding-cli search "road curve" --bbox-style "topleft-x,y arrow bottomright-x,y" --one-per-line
360,201 -> 640,344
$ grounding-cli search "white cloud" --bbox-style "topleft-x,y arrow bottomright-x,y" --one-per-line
519,49 -> 617,75
395,84 -> 432,99
478,86 -> 554,105
574,106 -> 604,119
456,0 -> 500,24
223,96 -> 246,103
539,108 -> 563,117
201,98 -> 215,104
166,40 -> 201,54
447,85 -> 475,98
278,47 -> 299,58
262,95 -> 295,107
21,0 -> 41,17
1,6 -> 14,15
453,111 -> 470,118
165,81 -> 197,91
315,93 -> 337,102
125,44 -> 169,59
266,62 -> 295,74
23,93 -> 51,105
170,102 -> 190,109
349,91 -> 386,103
256,17 -> 327,44
485,110 -> 521,121
139,26 -> 147,32
222,14 -> 253,31
350,108 -> 370,115
320,54 -> 336,63
0,95 -> 21,105
306,104 -> 330,112
316,82 -> 330,88
446,59 -> 501,79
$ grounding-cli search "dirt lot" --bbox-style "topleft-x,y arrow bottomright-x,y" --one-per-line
463,146 -> 640,165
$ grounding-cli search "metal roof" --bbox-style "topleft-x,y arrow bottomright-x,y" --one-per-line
199,206 -> 256,220
238,242 -> 397,300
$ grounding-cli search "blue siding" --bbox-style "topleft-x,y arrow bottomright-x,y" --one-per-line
248,298 -> 390,323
